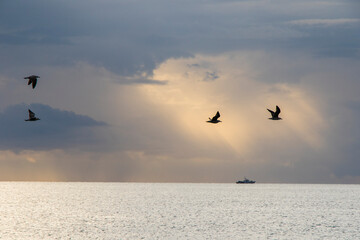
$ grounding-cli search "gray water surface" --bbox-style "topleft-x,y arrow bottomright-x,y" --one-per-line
0,183 -> 359,239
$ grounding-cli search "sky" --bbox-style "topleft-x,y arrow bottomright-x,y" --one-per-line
0,0 -> 359,183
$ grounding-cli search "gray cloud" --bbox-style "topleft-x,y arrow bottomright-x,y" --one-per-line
323,100 -> 360,179
116,76 -> 168,85
203,71 -> 219,82
1,0 -> 358,79
289,18 -> 360,26
0,103 -> 106,151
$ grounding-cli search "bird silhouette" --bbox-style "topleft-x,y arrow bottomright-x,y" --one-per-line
24,75 -> 40,89
267,105 -> 282,120
207,111 -> 222,123
25,109 -> 40,121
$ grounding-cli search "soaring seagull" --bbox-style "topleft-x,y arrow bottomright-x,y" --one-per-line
267,105 -> 282,120
207,111 -> 222,123
24,75 -> 40,89
25,109 -> 40,121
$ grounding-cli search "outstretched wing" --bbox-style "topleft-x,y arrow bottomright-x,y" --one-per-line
28,109 -> 35,118
212,111 -> 220,121
32,79 -> 37,89
215,111 -> 220,119
275,105 -> 281,117
267,109 -> 275,118
27,78 -> 32,85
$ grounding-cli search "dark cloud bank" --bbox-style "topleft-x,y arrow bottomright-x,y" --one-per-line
1,0 -> 359,78
0,103 -> 106,151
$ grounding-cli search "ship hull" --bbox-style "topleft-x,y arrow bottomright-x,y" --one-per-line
236,181 -> 255,184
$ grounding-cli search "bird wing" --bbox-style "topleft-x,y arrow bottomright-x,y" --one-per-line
267,109 -> 275,117
28,109 -> 35,118
275,105 -> 281,116
212,111 -> 220,121
27,79 -> 32,85
32,79 -> 37,88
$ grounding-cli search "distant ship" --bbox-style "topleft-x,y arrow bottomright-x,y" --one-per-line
236,177 -> 256,184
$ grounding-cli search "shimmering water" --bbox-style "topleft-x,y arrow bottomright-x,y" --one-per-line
0,183 -> 359,239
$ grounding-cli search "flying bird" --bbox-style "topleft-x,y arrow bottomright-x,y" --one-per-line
207,111 -> 222,123
267,105 -> 282,120
24,75 -> 40,89
25,109 -> 40,121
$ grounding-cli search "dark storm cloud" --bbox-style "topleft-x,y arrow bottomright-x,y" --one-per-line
0,103 -> 106,151
1,0 -> 359,78
287,19 -> 360,58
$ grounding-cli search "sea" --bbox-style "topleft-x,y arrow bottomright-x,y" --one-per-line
0,183 -> 359,239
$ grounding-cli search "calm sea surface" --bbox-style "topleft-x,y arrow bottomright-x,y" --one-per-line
0,183 -> 359,239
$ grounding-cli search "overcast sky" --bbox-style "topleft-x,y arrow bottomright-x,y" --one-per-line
0,0 -> 359,183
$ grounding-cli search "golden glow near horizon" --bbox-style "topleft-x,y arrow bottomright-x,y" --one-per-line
140,52 -> 327,159
0,150 -> 64,181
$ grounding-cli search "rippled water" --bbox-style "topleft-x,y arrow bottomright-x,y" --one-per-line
0,183 -> 359,239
